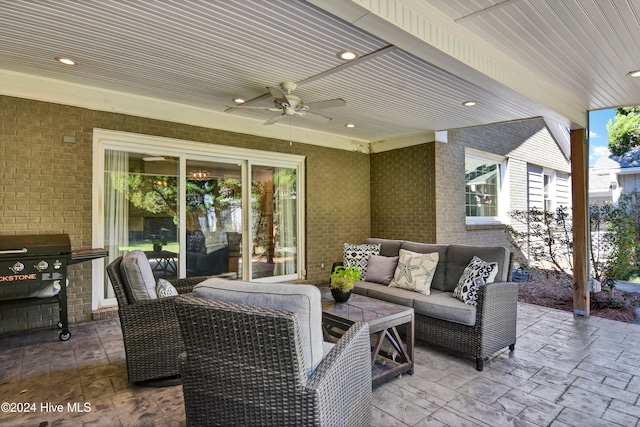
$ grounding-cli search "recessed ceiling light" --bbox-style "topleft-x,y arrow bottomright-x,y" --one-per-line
627,70 -> 640,78
337,49 -> 360,61
55,57 -> 77,66
233,98 -> 246,104
345,123 -> 356,128
462,101 -> 477,106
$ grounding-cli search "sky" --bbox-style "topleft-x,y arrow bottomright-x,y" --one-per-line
588,108 -> 616,165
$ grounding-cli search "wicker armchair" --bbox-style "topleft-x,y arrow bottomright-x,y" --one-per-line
174,294 -> 373,427
105,256 -> 208,383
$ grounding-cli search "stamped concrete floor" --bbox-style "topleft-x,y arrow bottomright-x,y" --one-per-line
1,302 -> 640,426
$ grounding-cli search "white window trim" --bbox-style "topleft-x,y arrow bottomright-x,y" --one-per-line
92,129 -> 306,310
465,148 -> 509,226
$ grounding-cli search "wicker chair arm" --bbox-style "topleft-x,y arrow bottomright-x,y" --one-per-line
305,322 -> 372,425
119,295 -> 180,323
476,281 -> 519,330
477,281 -> 519,310
169,275 -> 208,294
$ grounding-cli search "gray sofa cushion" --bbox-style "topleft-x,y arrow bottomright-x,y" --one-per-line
444,245 -> 510,292
352,280 -> 380,296
412,290 -> 477,326
400,242 -> 448,291
365,238 -> 403,257
193,278 -> 324,376
366,284 -> 417,307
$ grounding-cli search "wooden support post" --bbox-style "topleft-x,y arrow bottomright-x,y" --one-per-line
571,128 -> 589,316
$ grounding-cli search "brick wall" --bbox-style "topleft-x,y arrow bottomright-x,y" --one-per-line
0,95 -> 370,333
370,143 -> 436,242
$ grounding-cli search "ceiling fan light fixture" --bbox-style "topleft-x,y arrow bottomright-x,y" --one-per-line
627,70 -> 640,78
233,97 -> 246,104
462,100 -> 477,106
337,49 -> 359,61
55,56 -> 77,66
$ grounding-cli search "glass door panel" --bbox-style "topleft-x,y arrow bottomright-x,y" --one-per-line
185,160 -> 242,278
104,151 -> 179,298
251,166 -> 297,280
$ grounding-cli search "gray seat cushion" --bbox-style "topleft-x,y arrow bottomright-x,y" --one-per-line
364,283 -> 417,307
193,278 -> 324,376
412,290 -> 477,326
120,250 -> 158,302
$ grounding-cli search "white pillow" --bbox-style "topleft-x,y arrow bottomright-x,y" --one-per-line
389,249 -> 439,295
156,278 -> 179,298
452,256 -> 498,305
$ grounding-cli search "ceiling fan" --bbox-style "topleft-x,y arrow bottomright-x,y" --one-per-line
231,81 -> 346,125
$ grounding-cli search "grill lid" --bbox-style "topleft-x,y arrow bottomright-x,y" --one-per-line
0,234 -> 71,257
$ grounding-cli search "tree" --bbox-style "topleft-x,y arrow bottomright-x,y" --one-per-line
607,106 -> 640,156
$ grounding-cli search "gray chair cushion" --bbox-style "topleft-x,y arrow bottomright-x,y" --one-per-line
445,245 -> 510,292
412,290 -> 477,326
120,250 -> 158,302
193,278 -> 324,376
400,242 -> 449,291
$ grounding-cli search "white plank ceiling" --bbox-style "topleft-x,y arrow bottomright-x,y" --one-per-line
0,0 -> 639,149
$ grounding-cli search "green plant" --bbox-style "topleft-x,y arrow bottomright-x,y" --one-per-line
148,236 -> 168,247
330,265 -> 361,292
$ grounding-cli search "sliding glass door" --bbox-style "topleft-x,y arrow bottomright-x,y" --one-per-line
185,160 -> 242,278
251,165 -> 297,279
94,130 -> 305,310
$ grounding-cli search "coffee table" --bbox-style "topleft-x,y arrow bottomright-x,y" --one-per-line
320,288 -> 414,386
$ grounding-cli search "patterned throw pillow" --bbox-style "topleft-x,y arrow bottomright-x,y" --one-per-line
343,243 -> 381,277
156,278 -> 179,298
452,256 -> 499,305
389,249 -> 439,295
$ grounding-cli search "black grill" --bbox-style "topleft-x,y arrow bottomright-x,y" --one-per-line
0,234 -> 107,340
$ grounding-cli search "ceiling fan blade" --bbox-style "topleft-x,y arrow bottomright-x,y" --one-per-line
299,111 -> 332,123
305,98 -> 346,110
267,86 -> 289,104
226,105 -> 282,111
263,113 -> 287,125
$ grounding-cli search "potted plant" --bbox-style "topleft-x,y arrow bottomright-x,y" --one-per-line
329,264 -> 361,302
149,236 -> 168,252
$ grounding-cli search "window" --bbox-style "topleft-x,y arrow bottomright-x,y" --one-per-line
543,172 -> 555,212
465,150 -> 507,224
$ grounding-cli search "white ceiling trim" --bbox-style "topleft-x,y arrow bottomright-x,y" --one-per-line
310,0 -> 587,129
0,70 -> 376,152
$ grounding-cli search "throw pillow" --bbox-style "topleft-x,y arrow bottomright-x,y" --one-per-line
452,256 -> 499,305
343,243 -> 381,277
388,249 -> 439,295
156,278 -> 179,298
120,250 -> 158,302
363,254 -> 399,285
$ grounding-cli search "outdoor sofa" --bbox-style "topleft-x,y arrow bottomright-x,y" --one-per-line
338,238 -> 518,370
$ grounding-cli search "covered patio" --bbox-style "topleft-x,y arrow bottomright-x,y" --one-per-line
2,302 -> 640,427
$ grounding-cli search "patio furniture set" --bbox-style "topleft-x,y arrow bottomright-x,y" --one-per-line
105,237 -> 518,425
